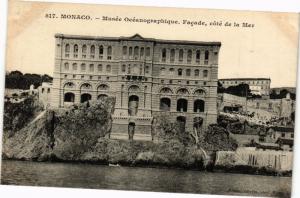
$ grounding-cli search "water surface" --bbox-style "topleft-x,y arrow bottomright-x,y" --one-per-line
1,160 -> 292,197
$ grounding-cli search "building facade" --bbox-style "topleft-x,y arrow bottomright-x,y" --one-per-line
51,34 -> 221,140
219,78 -> 271,97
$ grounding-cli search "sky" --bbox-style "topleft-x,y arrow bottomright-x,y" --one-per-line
5,0 -> 299,88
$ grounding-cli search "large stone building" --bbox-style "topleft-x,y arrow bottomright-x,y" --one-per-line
51,34 -> 221,140
219,78 -> 271,97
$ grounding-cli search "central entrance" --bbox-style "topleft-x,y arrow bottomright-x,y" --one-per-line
128,122 -> 135,140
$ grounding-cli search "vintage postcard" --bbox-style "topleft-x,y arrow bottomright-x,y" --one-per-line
1,0 -> 299,197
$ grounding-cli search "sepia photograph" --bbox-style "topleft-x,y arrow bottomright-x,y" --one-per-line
0,0 -> 299,197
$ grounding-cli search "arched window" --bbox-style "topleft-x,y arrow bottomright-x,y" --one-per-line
170,49 -> 175,63
145,47 -> 150,57
122,64 -> 126,72
64,92 -> 75,102
65,44 -> 70,53
82,45 -> 87,58
72,63 -> 77,70
186,69 -> 191,76
89,64 -> 94,72
99,45 -> 104,59
187,49 -> 192,63
161,48 -> 166,62
178,68 -> 182,76
203,70 -> 208,78
81,63 -> 86,71
129,47 -> 133,56
90,45 -> 95,58
106,65 -> 111,73
140,47 -> 144,57
196,50 -> 200,63
179,49 -> 184,62
128,95 -> 139,116
194,100 -> 205,112
194,69 -> 199,77
122,46 -> 127,55
176,116 -> 186,131
73,44 -> 78,58
65,44 -> 70,57
80,93 -> 91,103
134,46 -> 139,58
98,64 -> 102,72
177,99 -> 188,112
47,88 -> 50,93
204,50 -> 209,64
107,46 -> 112,59
160,98 -> 171,111
64,62 -> 69,70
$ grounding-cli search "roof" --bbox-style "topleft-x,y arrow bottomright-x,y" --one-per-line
55,33 -> 221,46
269,126 -> 294,133
219,78 -> 271,81
255,142 -> 282,150
276,138 -> 294,146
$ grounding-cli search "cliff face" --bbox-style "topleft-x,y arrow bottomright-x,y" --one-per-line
2,97 -> 207,169
2,98 -> 115,162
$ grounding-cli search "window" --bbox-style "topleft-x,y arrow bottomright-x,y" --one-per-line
203,70 -> 208,78
178,68 -> 182,76
291,134 -> 294,138
122,46 -> 127,56
160,67 -> 166,76
146,47 -> 150,57
129,47 -> 133,56
160,98 -> 171,111
196,50 -> 200,63
281,133 -> 285,138
72,63 -> 77,70
89,64 -> 94,72
186,69 -> 191,76
140,47 -> 144,58
161,48 -> 166,62
122,64 -> 126,72
145,66 -> 150,74
134,46 -> 139,59
187,49 -> 192,63
65,44 -> 70,57
169,68 -> 175,75
195,69 -> 199,77
204,50 -> 209,64
64,62 -> 69,70
170,49 -> 175,63
194,100 -> 205,112
177,99 -> 188,112
98,64 -> 102,72
179,49 -> 184,62
90,45 -> 95,58
73,44 -> 78,58
107,46 -> 112,59
106,65 -> 111,73
81,63 -> 86,71
82,45 -> 87,58
128,64 -> 131,74
99,45 -> 103,59
64,93 -> 75,102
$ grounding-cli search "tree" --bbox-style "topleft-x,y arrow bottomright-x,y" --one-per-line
5,70 -> 53,89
